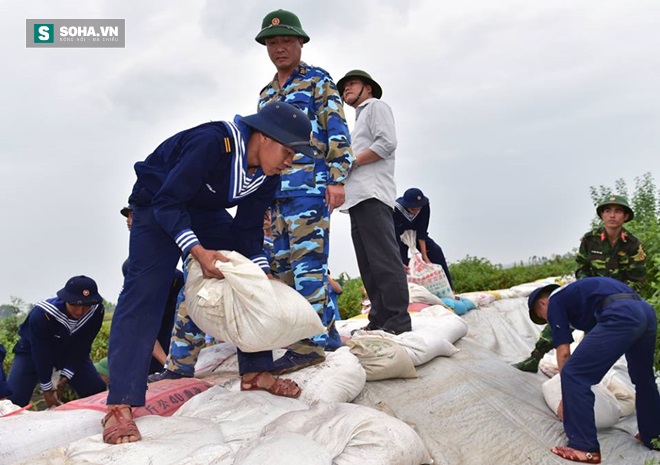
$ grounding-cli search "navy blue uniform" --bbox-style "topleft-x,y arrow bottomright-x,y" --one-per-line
547,277 -> 660,452
8,298 -> 106,406
121,259 -> 183,374
393,202 -> 453,287
108,118 -> 278,406
0,343 -> 13,399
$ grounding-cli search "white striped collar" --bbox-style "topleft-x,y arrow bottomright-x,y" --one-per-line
223,121 -> 267,202
37,299 -> 100,335
395,202 -> 419,222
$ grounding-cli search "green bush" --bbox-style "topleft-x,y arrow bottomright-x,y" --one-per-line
0,314 -> 22,377
336,273 -> 364,320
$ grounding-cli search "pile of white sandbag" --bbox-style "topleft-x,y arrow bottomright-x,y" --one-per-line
340,305 -> 469,381
13,388 -> 432,465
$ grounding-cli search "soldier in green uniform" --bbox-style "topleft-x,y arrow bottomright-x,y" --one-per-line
514,194 -> 647,372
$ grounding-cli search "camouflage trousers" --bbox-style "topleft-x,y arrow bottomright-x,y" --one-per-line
532,324 -> 554,359
271,196 -> 330,321
164,296 -> 206,376
164,259 -> 205,376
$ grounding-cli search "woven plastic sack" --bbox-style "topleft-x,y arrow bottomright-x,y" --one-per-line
57,378 -> 211,417
407,282 -> 444,306
542,374 -> 622,429
401,230 -> 453,298
185,251 -> 325,352
345,334 -> 417,381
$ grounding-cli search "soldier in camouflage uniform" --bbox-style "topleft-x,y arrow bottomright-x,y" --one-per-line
256,9 -> 354,370
514,194 -> 647,372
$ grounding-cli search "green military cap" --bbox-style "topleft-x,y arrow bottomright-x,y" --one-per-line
596,194 -> 634,222
255,9 -> 310,45
337,70 -> 383,99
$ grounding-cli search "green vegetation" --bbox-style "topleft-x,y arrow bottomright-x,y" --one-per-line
449,254 -> 576,295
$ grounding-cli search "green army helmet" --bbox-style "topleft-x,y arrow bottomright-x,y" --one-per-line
255,9 -> 310,45
337,69 -> 383,99
596,194 -> 634,222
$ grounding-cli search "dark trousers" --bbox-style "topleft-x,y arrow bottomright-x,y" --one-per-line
560,299 -> 660,452
108,206 -> 273,406
8,353 -> 105,407
350,199 -> 411,333
149,270 -> 183,374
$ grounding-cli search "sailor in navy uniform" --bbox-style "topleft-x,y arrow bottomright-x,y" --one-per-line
103,102 -> 315,444
528,277 -> 660,461
8,275 -> 106,408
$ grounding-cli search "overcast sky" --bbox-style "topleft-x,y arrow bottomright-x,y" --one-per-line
2,0 -> 659,306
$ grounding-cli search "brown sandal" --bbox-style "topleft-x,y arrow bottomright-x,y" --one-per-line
551,446 -> 601,464
102,405 -> 141,445
241,372 -> 301,398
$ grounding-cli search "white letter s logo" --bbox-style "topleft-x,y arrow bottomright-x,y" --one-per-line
38,25 -> 50,41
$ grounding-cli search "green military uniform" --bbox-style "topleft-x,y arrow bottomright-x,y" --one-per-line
575,227 -> 646,289
514,194 -> 647,372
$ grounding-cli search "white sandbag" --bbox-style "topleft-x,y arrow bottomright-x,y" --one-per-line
538,332 -> 585,378
346,334 -> 417,381
335,315 -> 371,339
0,409 -> 105,464
350,326 -> 458,367
215,347 -> 367,405
185,251 -> 325,352
408,282 -> 444,306
285,347 -> 367,404
542,374 -> 622,429
539,352 -> 559,378
234,432 -> 333,465
174,387 -> 308,446
508,281 -> 543,297
49,415 -> 232,465
194,342 -> 238,376
397,328 -> 460,365
603,370 -> 636,417
257,401 -> 432,465
414,305 -> 469,343
0,398 -> 23,416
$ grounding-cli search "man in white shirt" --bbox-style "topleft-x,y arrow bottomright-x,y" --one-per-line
337,70 -> 411,335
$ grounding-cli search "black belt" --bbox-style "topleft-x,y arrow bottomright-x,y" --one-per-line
602,293 -> 640,308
